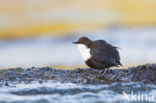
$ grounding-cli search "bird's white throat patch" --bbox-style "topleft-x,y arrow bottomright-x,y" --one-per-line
77,44 -> 91,61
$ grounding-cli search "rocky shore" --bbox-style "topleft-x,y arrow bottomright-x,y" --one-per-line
0,64 -> 156,86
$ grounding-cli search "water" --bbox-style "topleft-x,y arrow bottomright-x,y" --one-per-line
0,27 -> 156,68
0,82 -> 156,103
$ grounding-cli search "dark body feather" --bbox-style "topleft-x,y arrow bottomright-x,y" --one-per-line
85,40 -> 122,70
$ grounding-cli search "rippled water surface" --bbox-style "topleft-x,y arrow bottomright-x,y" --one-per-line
0,82 -> 156,103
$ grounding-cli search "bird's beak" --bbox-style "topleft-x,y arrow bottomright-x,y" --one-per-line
72,41 -> 78,44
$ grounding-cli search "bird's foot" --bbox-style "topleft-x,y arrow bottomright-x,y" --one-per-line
99,69 -> 107,75
95,69 -> 106,79
99,68 -> 113,75
107,69 -> 113,73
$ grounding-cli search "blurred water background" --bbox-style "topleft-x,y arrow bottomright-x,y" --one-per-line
1,27 -> 156,68
0,0 -> 156,68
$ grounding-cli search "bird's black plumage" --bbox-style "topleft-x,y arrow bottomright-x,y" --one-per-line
73,37 -> 122,70
87,40 -> 122,69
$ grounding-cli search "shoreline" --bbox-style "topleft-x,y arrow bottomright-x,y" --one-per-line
0,64 -> 156,86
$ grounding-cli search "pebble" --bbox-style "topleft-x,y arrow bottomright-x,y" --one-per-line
0,64 -> 156,86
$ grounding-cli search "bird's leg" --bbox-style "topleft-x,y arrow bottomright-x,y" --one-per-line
99,69 -> 104,73
96,69 -> 104,78
103,68 -> 113,74
106,68 -> 109,73
99,69 -> 107,75
104,69 -> 108,74
107,68 -> 113,73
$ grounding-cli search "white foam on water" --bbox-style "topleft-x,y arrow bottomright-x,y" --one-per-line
0,82 -> 155,103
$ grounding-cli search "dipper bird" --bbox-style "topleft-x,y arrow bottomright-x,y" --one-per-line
73,37 -> 122,72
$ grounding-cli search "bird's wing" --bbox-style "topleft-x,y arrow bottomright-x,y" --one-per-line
90,40 -> 121,66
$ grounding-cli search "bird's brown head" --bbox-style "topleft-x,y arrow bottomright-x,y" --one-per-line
73,37 -> 92,47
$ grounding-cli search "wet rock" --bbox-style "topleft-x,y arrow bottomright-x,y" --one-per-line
0,64 -> 156,86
